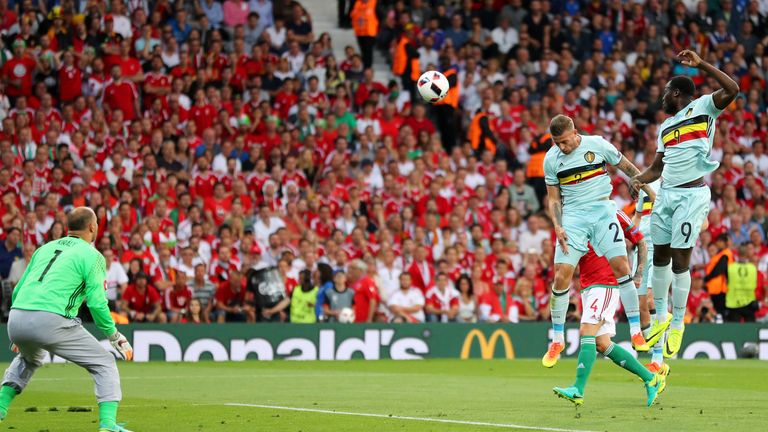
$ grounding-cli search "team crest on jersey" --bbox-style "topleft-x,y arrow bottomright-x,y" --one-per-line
584,151 -> 595,163
685,108 -> 693,117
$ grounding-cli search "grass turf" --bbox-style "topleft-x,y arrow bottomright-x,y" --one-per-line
1,359 -> 766,431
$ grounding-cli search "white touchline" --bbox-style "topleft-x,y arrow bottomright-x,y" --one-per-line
224,403 -> 598,432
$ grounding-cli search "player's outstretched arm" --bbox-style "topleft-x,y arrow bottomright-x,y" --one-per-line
547,184 -> 568,254
631,153 -> 664,197
678,50 -> 739,110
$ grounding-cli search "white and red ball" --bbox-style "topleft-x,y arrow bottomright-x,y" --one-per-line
417,70 -> 450,103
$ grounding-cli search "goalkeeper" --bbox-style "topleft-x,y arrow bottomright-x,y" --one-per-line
0,207 -> 133,432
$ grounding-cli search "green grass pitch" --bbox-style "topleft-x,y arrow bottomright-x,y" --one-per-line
2,359 -> 766,431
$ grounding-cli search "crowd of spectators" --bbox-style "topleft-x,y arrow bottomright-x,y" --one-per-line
0,0 -> 766,325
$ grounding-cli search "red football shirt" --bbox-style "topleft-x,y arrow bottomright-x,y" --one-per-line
59,65 -> 83,102
122,284 -> 162,314
3,56 -> 36,97
352,275 -> 380,323
102,80 -> 139,120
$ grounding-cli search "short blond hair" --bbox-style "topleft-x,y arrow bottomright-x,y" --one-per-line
549,115 -> 574,137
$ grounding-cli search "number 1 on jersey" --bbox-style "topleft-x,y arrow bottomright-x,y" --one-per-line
38,250 -> 63,282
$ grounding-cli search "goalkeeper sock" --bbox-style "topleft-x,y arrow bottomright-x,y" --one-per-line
98,401 -> 119,429
550,287 -> 569,344
617,275 -> 641,335
0,385 -> 18,418
573,336 -> 596,395
604,342 -> 654,383
651,263 -> 673,322
670,270 -> 691,330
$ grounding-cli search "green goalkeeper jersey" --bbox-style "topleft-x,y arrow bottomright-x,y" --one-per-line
12,235 -> 116,338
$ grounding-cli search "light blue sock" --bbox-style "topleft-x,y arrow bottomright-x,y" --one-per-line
617,275 -> 641,335
651,263 -> 673,322
550,287 -> 569,344
651,334 -> 665,365
671,270 -> 691,330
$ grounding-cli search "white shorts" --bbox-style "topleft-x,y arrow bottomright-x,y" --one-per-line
580,287 -> 620,337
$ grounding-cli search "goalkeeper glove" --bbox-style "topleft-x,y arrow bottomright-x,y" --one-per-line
109,331 -> 134,361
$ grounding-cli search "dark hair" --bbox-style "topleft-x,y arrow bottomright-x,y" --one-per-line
669,76 -> 696,97
67,208 -> 94,231
317,262 -> 334,285
456,274 -> 474,296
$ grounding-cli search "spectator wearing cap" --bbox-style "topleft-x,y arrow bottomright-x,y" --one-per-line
120,272 -> 166,323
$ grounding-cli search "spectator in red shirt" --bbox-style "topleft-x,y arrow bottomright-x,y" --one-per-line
165,272 -> 194,323
119,272 -> 167,323
349,259 -> 380,323
3,39 -> 36,98
408,245 -> 435,294
102,64 -> 140,121
215,269 -> 255,322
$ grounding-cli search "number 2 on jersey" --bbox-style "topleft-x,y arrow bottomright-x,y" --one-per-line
38,250 -> 63,282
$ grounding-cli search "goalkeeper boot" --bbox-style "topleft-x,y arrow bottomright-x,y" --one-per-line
542,342 -> 564,368
664,325 -> 685,358
553,386 -> 583,406
99,423 -> 133,432
644,373 -> 666,407
645,315 -> 672,347
631,332 -> 650,352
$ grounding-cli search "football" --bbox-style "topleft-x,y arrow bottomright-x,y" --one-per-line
417,70 -> 450,103
338,307 -> 356,323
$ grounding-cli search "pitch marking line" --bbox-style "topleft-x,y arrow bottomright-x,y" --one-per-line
225,403 -> 597,432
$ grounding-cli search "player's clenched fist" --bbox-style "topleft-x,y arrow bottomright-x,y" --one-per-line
109,331 -> 134,361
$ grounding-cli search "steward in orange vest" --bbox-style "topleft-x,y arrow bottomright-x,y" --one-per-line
434,56 -> 459,150
705,233 -> 734,316
351,0 -> 378,69
392,24 -> 420,101
468,104 -> 498,157
526,132 -> 552,203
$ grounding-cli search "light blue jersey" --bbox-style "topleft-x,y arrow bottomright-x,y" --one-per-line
544,135 -> 622,209
657,94 -> 723,188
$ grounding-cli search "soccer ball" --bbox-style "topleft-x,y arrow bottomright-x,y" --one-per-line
338,307 -> 355,323
417,70 -> 449,103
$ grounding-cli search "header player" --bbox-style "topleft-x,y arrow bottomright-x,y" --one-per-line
542,115 -> 656,365
0,207 -> 133,432
631,50 -> 739,358
552,233 -> 666,407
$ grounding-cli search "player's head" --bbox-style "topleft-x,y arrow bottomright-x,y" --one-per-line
662,76 -> 696,114
67,207 -> 98,243
549,115 -> 580,154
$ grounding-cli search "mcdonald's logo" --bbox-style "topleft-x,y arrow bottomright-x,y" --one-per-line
460,329 -> 515,359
